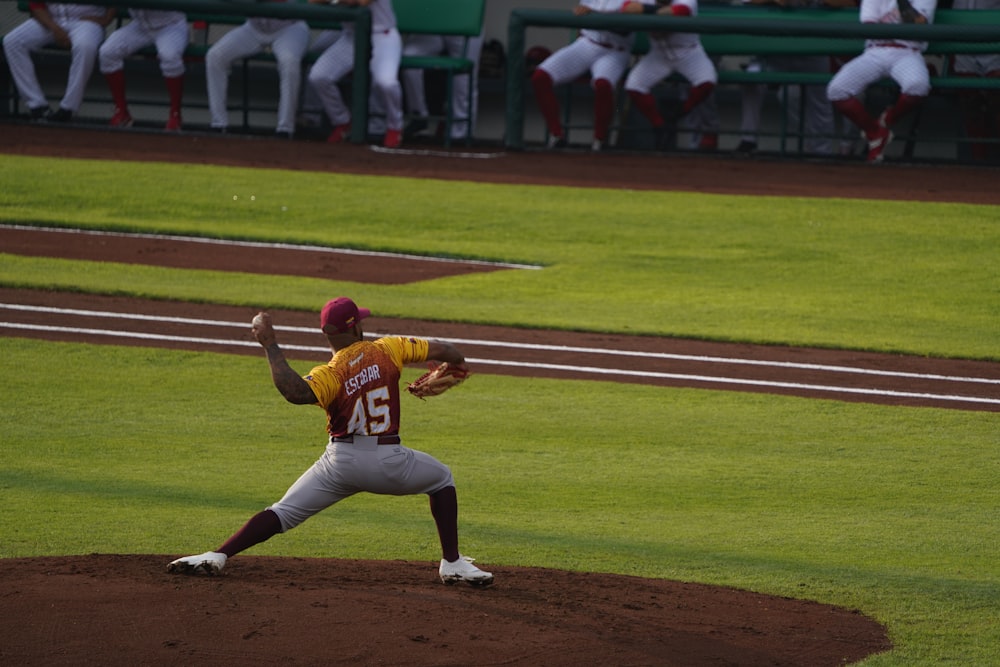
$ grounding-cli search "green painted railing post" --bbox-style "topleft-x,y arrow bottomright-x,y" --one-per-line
505,12 -> 527,150
350,8 -> 373,144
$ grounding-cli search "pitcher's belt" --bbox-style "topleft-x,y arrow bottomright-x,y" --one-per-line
333,434 -> 401,446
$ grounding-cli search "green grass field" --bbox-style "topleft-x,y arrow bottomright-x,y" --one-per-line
1,155 -> 998,665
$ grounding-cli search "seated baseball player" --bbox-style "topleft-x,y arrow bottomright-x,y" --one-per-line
3,2 -> 117,122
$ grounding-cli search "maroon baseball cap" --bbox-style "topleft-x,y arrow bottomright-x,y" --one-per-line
320,297 -> 371,334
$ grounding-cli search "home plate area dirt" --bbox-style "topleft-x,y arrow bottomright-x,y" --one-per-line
10,123 -> 999,666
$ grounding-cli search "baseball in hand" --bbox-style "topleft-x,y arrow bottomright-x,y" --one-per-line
251,312 -> 274,346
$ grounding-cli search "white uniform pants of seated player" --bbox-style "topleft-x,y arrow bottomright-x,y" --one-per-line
399,32 -> 484,140
267,436 -> 454,531
205,19 -> 310,134
3,16 -> 106,113
538,36 -> 631,125
954,52 -> 1000,78
538,35 -> 631,91
826,45 -> 931,102
624,41 -> 718,94
308,27 -> 404,133
98,13 -> 188,79
297,29 -> 341,128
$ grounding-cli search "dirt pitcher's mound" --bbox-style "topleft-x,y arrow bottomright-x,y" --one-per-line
1,554 -> 888,666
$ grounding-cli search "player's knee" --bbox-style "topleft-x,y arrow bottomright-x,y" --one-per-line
624,74 -> 647,96
307,68 -> 330,89
371,74 -> 399,96
72,42 -> 99,60
826,81 -> 849,102
160,64 -> 185,79
4,27 -> 30,56
266,504 -> 302,532
205,51 -> 220,70
158,51 -> 185,78
902,82 -> 931,98
531,68 -> 553,88
276,57 -> 302,79
98,54 -> 119,74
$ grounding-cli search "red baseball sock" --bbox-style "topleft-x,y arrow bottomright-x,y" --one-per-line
683,82 -> 715,115
531,69 -> 563,138
217,509 -> 283,557
165,75 -> 184,117
104,69 -> 128,112
832,96 -> 879,136
593,78 -> 614,142
628,90 -> 663,127
882,93 -> 923,127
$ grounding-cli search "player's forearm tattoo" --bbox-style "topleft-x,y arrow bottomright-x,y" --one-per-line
265,344 -> 316,404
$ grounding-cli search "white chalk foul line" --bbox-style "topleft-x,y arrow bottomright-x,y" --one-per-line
382,333 -> 1000,386
2,317 -> 998,406
0,322 -> 326,354
0,224 -> 542,271
466,357 -> 1000,406
3,303 -> 998,386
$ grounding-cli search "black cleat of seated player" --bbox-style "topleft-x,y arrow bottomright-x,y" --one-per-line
48,107 -> 73,123
404,117 -> 429,139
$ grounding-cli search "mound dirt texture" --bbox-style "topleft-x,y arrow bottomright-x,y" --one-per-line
5,123 -> 998,666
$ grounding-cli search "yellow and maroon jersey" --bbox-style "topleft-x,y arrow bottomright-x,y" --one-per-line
304,337 -> 429,437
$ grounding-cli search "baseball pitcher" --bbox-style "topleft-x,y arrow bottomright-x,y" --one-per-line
168,297 -> 493,587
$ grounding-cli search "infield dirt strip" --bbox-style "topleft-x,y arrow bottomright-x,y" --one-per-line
1,126 -> 999,666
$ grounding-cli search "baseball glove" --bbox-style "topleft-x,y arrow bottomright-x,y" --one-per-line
407,362 -> 470,399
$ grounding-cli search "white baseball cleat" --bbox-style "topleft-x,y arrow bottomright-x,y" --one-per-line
439,555 -> 494,587
167,551 -> 227,575
865,125 -> 893,163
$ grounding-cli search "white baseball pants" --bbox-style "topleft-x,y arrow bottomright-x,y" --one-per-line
268,437 -> 455,531
308,27 -> 403,131
3,16 -> 106,112
827,46 -> 931,101
400,32 -> 484,138
205,20 -> 310,133
538,37 -> 631,89
98,17 -> 189,77
625,42 -> 717,94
